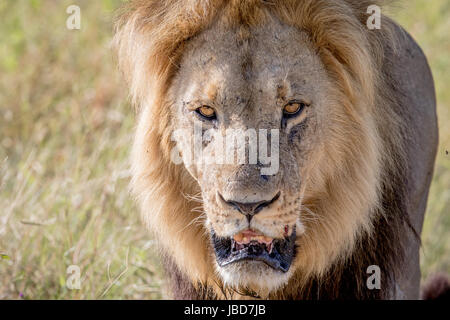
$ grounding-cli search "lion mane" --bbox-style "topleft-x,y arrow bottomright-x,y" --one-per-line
114,0 -> 421,299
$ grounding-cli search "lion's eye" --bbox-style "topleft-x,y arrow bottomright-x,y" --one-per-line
195,105 -> 216,120
283,101 -> 306,117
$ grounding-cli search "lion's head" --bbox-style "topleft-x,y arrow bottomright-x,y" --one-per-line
115,0 -> 403,297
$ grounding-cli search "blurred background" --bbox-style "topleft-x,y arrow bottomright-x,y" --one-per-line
0,0 -> 448,299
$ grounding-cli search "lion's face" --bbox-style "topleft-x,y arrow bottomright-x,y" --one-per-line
169,18 -> 343,291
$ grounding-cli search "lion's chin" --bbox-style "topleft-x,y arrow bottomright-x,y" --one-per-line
216,260 -> 295,294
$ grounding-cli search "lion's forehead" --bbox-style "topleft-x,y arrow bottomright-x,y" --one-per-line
176,18 -> 327,104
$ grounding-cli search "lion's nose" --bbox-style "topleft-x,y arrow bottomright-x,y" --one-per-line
218,192 -> 281,222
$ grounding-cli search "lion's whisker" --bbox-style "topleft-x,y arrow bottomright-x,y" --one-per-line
177,213 -> 207,234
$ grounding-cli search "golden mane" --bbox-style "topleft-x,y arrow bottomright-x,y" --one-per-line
114,0 -> 408,299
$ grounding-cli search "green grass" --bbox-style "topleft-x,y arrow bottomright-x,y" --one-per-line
0,0 -> 448,299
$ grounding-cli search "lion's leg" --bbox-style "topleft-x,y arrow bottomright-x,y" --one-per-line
161,254 -> 216,300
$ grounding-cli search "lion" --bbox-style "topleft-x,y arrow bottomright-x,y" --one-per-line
114,0 -> 438,299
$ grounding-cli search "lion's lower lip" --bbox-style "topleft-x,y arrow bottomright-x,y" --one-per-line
211,228 -> 296,273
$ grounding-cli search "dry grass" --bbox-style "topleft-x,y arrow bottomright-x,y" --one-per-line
0,0 -> 164,300
0,0 -> 448,299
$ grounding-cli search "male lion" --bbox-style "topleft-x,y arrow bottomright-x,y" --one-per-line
114,0 -> 438,299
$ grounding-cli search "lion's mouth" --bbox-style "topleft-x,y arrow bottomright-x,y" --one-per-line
211,228 -> 296,272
